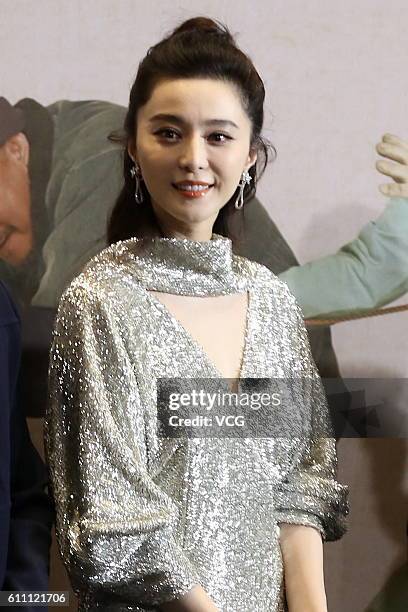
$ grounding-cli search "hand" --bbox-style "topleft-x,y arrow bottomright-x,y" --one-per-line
376,134 -> 408,197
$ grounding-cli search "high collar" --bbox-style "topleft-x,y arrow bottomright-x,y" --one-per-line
100,232 -> 250,296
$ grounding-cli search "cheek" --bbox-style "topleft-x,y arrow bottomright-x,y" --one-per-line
16,180 -> 31,220
0,178 -> 31,228
215,150 -> 246,181
0,184 -> 17,224
140,148 -> 174,181
1,231 -> 34,266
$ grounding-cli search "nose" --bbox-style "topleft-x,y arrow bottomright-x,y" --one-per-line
178,133 -> 208,172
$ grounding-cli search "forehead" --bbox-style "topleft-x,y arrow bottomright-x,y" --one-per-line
139,78 -> 248,124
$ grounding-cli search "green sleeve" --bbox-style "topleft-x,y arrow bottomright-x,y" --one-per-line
280,198 -> 408,318
31,101 -> 126,308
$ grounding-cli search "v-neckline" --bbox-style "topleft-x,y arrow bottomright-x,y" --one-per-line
145,289 -> 252,392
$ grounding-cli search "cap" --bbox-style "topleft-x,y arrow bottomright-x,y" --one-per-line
0,97 -> 25,147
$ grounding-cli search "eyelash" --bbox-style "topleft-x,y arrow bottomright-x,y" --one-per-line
154,128 -> 233,143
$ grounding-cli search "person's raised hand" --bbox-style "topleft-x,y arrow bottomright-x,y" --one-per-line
376,134 -> 408,197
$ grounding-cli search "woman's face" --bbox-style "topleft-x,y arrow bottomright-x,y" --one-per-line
132,78 -> 257,240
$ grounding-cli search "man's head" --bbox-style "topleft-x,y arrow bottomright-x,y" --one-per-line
0,97 -> 32,266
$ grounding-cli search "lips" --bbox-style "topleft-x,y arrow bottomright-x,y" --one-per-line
172,183 -> 214,198
174,185 -> 213,191
172,180 -> 215,200
173,181 -> 214,190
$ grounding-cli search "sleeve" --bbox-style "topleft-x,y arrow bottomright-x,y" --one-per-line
5,396 -> 54,603
280,197 -> 408,319
44,282 -> 200,607
273,289 -> 349,542
0,281 -> 53,606
31,101 -> 125,309
0,284 -> 16,585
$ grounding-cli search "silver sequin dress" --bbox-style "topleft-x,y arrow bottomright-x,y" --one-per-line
45,233 -> 349,612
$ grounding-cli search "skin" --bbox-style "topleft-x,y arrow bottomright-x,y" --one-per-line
279,524 -> 328,612
129,78 -> 257,241
0,133 -> 32,266
376,133 -> 408,197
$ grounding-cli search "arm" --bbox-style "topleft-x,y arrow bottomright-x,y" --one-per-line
160,585 -> 219,612
279,524 -> 327,612
0,281 -> 53,609
280,196 -> 408,319
4,397 -> 54,600
45,282 -> 208,609
273,287 -> 349,609
0,287 -> 15,586
282,134 -> 408,319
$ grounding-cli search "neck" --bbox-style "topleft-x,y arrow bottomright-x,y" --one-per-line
162,227 -> 213,241
152,202 -> 217,242
96,232 -> 250,297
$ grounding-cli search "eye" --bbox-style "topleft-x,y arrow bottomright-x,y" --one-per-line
209,132 -> 233,144
155,128 -> 180,140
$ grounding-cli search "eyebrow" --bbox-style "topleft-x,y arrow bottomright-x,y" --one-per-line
148,113 -> 239,130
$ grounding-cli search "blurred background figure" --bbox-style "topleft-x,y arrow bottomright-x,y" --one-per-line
0,279 -> 53,610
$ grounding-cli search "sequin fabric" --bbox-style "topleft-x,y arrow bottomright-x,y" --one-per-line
45,233 -> 349,612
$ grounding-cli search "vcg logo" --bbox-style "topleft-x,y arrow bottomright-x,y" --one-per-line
215,415 -> 245,427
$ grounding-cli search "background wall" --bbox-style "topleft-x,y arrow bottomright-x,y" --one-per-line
2,1 -> 407,611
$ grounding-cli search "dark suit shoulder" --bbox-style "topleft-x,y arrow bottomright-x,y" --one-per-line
0,281 -> 20,328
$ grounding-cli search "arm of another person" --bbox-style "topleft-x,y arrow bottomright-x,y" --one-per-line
281,134 -> 408,319
3,387 -> 54,597
45,282 -> 219,611
241,134 -> 408,319
0,283 -> 15,587
280,195 -> 408,319
273,286 -> 349,611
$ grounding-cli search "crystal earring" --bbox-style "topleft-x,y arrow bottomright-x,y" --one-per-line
234,170 -> 252,210
130,162 -> 144,204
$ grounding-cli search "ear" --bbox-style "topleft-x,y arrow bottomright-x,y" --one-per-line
245,147 -> 257,172
5,132 -> 29,166
127,141 -> 138,164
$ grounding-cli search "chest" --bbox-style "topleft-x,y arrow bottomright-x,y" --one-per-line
146,290 -> 249,385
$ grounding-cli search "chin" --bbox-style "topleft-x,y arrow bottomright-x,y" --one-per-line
2,235 -> 33,267
178,206 -> 218,223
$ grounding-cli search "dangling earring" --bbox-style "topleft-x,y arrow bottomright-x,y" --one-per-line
234,170 -> 252,210
130,162 -> 144,204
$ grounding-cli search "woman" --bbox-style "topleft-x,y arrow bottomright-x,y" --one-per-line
45,17 -> 349,612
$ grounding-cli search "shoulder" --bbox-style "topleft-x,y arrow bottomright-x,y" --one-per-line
47,100 -> 126,173
0,281 -> 20,329
46,99 -> 126,129
53,244 -> 149,353
233,253 -> 298,306
233,253 -> 305,335
57,241 -> 146,318
0,282 -> 21,378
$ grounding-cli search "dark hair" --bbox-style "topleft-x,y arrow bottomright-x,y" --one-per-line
107,16 -> 276,245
